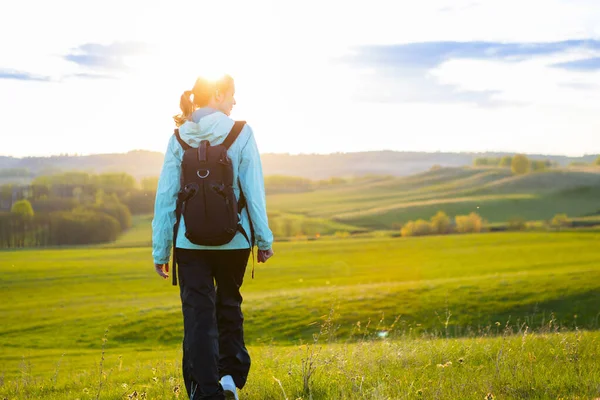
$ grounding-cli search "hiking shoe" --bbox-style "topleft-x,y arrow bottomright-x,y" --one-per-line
220,375 -> 239,400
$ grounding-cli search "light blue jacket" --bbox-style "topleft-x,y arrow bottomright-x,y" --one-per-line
152,108 -> 273,265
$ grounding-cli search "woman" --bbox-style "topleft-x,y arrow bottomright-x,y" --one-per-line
152,74 -> 274,400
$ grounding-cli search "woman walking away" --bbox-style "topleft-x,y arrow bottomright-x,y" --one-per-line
152,74 -> 274,400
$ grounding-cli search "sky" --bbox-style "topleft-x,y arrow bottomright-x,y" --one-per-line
1,0 -> 600,157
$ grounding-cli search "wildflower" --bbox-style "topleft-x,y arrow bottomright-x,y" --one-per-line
82,388 -> 89,394
122,383 -> 129,389
416,389 -> 423,396
458,358 -> 464,364
128,391 -> 138,399
485,393 -> 495,400
152,376 -> 158,383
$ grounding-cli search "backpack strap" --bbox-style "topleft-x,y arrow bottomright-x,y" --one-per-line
174,129 -> 191,151
171,128 -> 192,286
172,186 -> 198,286
221,121 -> 246,149
221,120 -> 255,277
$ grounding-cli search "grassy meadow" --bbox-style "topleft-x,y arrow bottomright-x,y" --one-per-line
2,230 -> 600,398
2,166 -> 600,399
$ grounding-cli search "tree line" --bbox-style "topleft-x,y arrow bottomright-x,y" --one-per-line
0,172 -> 156,248
570,156 -> 600,168
473,155 -> 557,175
0,170 -> 359,248
399,211 -> 582,238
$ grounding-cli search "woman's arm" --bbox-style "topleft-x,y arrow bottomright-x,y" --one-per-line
239,125 -> 274,251
152,135 -> 182,264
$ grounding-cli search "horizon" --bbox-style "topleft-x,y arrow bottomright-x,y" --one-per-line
2,147 -> 599,160
2,0 -> 600,158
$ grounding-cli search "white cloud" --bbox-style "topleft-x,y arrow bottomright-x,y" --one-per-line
430,53 -> 600,108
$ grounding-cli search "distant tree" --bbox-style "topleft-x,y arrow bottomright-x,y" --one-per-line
531,160 -> 549,172
30,198 -> 77,213
121,190 -> 155,215
430,211 -> 451,234
95,172 -> 136,190
0,184 -> 13,197
507,217 -> 527,231
551,213 -> 571,229
511,154 -> 530,175
11,199 -> 34,217
474,158 -> 489,166
95,189 -> 105,205
595,156 -> 600,166
49,210 -> 121,245
400,221 -> 413,237
72,187 -> 83,203
84,202 -> 132,231
455,212 -> 484,233
499,156 -> 513,168
401,219 -> 432,237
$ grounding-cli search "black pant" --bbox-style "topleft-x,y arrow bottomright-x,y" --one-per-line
176,248 -> 252,400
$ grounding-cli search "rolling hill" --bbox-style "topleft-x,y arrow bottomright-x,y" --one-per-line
99,166 -> 600,241
267,167 -> 600,229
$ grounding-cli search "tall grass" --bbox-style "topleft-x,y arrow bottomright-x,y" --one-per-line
1,314 -> 599,399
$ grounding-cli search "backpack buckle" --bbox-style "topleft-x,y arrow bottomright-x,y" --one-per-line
196,170 -> 210,179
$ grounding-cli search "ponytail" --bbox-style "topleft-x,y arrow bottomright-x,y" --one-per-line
173,90 -> 194,127
172,75 -> 235,127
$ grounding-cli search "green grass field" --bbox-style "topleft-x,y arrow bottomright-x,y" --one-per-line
2,226 -> 600,398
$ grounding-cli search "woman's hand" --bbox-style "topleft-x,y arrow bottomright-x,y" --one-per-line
257,249 -> 274,263
155,263 -> 169,279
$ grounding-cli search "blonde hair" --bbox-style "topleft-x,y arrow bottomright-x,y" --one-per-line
173,74 -> 234,127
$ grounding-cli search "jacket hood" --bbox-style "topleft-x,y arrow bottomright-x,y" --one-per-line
177,110 -> 235,148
